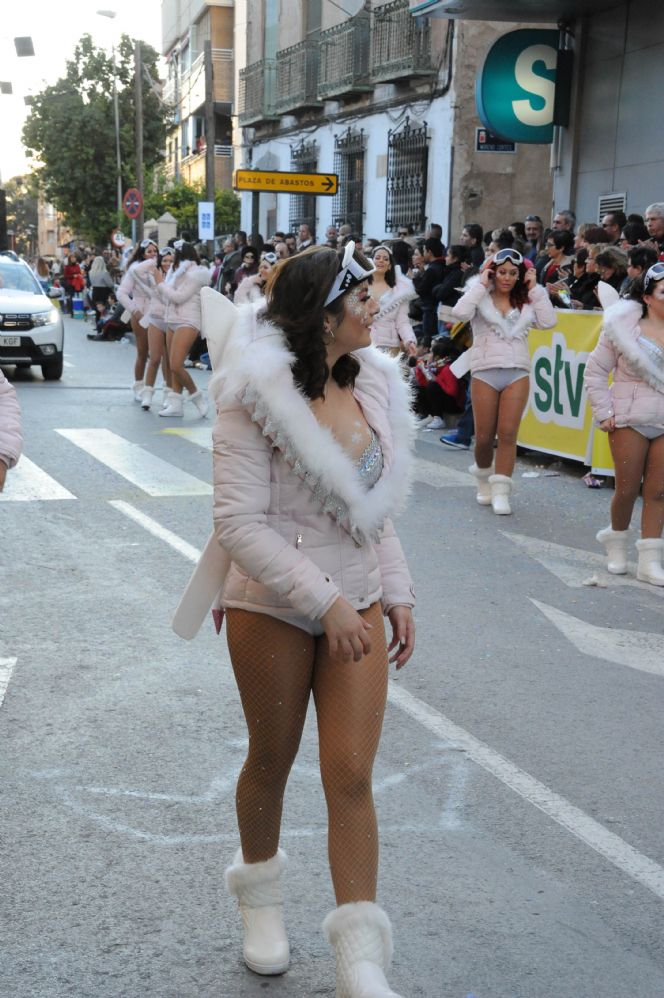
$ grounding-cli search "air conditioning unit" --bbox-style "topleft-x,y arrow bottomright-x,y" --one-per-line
597,193 -> 626,222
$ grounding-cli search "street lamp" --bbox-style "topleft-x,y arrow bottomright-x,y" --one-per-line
97,10 -> 123,225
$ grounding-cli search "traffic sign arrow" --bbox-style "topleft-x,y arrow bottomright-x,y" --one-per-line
322,176 -> 334,192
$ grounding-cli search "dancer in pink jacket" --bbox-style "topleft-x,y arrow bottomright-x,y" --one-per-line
451,248 -> 556,513
116,239 -> 158,401
584,264 -> 664,585
212,244 -> 415,997
0,371 -> 22,491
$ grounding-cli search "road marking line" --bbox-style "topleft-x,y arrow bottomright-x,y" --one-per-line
165,427 -> 474,489
56,428 -> 212,497
502,531 -> 663,598
531,599 -> 664,677
0,457 -> 76,502
109,501 -> 201,562
109,503 -> 664,900
63,360 -> 74,369
387,683 -> 664,901
0,658 -> 17,708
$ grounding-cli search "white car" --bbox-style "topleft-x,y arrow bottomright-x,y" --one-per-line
0,253 -> 65,380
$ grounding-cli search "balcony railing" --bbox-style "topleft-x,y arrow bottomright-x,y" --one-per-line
239,59 -> 278,125
370,0 -> 434,83
318,13 -> 372,100
275,39 -> 322,114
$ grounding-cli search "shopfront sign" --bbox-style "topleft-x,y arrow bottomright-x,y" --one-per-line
476,29 -> 559,144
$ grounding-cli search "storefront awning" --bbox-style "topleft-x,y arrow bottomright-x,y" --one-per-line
409,0 -> 614,20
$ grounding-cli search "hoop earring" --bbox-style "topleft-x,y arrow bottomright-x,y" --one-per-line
324,324 -> 335,344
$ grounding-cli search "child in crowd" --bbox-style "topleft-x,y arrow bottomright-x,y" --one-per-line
411,336 -> 467,430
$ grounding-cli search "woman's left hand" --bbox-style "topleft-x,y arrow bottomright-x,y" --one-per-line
524,268 -> 537,290
387,606 -> 415,669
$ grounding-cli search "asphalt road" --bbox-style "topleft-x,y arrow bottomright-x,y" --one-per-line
1,316 -> 663,998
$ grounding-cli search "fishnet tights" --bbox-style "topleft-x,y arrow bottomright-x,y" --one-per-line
225,602 -> 388,905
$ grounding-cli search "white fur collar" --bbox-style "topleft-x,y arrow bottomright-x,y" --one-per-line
466,275 -> 536,339
374,277 -> 416,319
602,299 -> 664,394
211,303 -> 415,541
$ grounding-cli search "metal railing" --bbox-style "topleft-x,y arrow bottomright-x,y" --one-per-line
238,59 -> 278,125
370,0 -> 434,82
318,14 -> 372,100
275,39 -> 321,114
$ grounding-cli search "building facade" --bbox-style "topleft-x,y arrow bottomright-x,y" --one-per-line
412,0 -> 664,226
235,0 -> 553,242
161,0 -> 235,191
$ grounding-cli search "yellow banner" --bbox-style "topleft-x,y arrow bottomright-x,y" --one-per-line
517,310 -> 614,474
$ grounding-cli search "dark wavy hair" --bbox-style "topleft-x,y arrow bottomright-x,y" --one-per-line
369,245 -> 396,288
173,241 -> 200,270
127,240 -> 158,267
488,258 -> 530,309
265,245 -> 372,400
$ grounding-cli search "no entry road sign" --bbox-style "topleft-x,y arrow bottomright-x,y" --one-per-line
123,188 -> 143,219
234,170 -> 338,196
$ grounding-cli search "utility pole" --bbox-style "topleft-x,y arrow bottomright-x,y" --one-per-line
134,40 -> 144,242
204,40 -> 215,259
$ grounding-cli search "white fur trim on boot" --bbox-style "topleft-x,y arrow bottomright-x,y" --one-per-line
323,901 -> 402,998
469,462 -> 493,505
489,474 -> 512,515
132,380 -> 144,402
140,385 -> 154,411
635,538 -> 664,586
158,393 -> 184,418
596,526 -> 629,575
189,389 -> 209,419
225,848 -> 289,975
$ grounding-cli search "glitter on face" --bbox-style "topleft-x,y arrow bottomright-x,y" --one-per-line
344,285 -> 368,319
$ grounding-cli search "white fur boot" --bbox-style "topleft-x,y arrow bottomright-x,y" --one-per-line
635,538 -> 664,586
488,474 -> 513,515
158,392 -> 184,418
323,901 -> 403,998
469,462 -> 493,505
596,526 -> 629,574
132,380 -> 144,403
225,848 -> 289,975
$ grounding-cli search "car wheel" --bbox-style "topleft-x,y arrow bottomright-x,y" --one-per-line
42,354 -> 64,381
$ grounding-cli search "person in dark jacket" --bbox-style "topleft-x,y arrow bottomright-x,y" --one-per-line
433,245 -> 469,310
567,249 -> 600,309
412,237 -> 446,346
460,223 -> 485,269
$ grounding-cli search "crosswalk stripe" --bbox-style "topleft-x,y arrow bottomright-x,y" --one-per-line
0,658 -> 17,708
0,457 -> 76,502
162,427 -> 474,489
56,428 -> 212,497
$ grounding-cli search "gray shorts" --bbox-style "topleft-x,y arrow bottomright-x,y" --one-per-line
473,367 -> 529,391
631,424 -> 664,441
145,316 -> 167,333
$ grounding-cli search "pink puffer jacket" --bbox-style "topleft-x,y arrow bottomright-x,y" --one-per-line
584,299 -> 664,427
0,371 -> 22,469
210,304 -> 416,625
133,259 -> 165,324
370,276 -> 417,350
116,261 -> 154,315
452,277 -> 556,372
156,260 -> 211,330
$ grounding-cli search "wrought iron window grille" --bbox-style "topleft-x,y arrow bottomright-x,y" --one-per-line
289,140 -> 319,235
332,128 -> 366,236
371,0 -> 434,83
385,117 -> 429,234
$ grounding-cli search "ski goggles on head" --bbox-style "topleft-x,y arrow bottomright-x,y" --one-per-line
260,251 -> 277,264
324,240 -> 375,307
493,248 -> 524,266
159,247 -> 173,256
644,262 -> 664,289
173,239 -> 186,251
140,238 -> 157,249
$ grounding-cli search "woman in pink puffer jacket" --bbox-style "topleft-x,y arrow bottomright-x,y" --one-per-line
0,371 -> 22,492
451,248 -> 556,513
116,239 -> 158,401
153,241 -> 211,419
584,267 -> 664,585
205,245 -> 415,996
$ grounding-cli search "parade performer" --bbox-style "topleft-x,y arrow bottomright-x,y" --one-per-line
179,243 -> 416,996
116,239 -> 159,401
368,245 -> 418,358
451,248 -> 556,513
584,263 -> 664,585
133,248 -> 174,411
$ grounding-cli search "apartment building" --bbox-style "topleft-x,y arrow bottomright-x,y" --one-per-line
161,0 -> 235,190
235,1 -> 553,242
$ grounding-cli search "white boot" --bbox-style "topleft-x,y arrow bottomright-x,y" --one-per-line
132,380 -> 144,402
324,901 -> 403,998
140,385 -> 154,411
596,526 -> 629,574
469,462 -> 493,506
158,392 -> 184,418
489,474 -> 512,515
225,848 -> 289,975
189,389 -> 208,419
635,538 -> 664,586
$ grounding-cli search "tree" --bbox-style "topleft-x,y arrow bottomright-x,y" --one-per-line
4,175 -> 39,256
22,34 -> 170,244
144,177 -> 240,237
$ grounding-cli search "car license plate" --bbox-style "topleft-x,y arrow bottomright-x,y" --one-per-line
0,336 -> 20,347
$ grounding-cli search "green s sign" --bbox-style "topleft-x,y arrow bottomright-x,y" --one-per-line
476,29 -> 559,144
